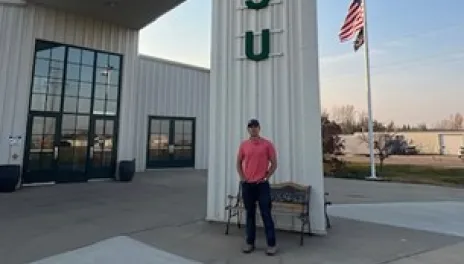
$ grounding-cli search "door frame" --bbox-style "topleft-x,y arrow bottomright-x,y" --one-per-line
22,111 -> 61,184
146,116 -> 196,169
87,115 -> 119,179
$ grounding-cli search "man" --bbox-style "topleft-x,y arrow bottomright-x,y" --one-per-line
236,119 -> 278,256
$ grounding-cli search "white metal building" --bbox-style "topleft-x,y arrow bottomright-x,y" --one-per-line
0,0 -> 209,186
135,56 -> 210,171
1,0 -> 326,235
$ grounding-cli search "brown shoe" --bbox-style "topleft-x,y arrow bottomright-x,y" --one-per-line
242,244 -> 255,254
265,246 -> 277,256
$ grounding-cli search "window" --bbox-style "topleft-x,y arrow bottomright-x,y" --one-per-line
29,40 -> 122,117
93,53 -> 121,116
30,42 -> 66,112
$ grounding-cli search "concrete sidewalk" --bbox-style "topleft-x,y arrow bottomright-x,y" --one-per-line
387,241 -> 464,264
1,170 -> 463,264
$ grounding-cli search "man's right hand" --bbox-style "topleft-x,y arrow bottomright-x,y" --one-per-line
239,175 -> 246,183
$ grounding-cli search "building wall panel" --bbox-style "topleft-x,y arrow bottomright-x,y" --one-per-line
440,134 -> 463,155
400,132 -> 441,154
135,56 -> 210,171
0,3 -> 139,167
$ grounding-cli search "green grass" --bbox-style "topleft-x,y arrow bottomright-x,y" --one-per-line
326,162 -> 464,187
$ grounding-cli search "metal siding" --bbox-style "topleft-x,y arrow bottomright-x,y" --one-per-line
0,3 -> 139,166
399,132 -> 464,155
440,134 -> 463,155
135,56 -> 210,171
207,0 -> 325,234
342,132 -> 464,155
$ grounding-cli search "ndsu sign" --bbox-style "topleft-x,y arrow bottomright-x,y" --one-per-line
245,0 -> 270,61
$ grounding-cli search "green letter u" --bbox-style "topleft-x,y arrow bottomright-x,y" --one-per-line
245,29 -> 270,61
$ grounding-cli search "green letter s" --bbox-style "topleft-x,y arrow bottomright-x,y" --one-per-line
245,0 -> 270,10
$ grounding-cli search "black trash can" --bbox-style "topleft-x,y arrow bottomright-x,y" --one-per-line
118,159 -> 135,182
0,165 -> 21,193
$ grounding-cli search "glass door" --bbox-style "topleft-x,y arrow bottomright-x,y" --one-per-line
53,46 -> 95,183
146,117 -> 195,168
172,119 -> 195,167
55,114 -> 89,182
87,116 -> 117,179
23,113 -> 59,183
146,117 -> 171,168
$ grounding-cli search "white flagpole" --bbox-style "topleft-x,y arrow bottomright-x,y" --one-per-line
362,0 -> 377,179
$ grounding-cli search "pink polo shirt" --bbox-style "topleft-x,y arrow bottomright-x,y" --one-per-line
237,137 -> 277,183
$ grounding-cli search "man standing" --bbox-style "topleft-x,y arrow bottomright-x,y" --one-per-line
236,119 -> 278,256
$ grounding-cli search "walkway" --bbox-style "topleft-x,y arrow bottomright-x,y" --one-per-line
1,171 -> 463,264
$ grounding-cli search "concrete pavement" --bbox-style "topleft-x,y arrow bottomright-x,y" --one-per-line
328,201 -> 464,237
387,241 -> 464,264
325,177 -> 464,204
1,170 -> 463,264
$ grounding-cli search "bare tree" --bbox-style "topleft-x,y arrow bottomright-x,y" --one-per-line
386,121 -> 396,132
416,123 -> 428,131
357,110 -> 369,132
321,108 -> 329,119
434,113 -> 463,130
453,113 -> 463,130
331,105 -> 357,134
358,133 -> 396,172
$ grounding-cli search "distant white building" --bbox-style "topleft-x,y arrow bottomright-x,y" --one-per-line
341,131 -> 464,155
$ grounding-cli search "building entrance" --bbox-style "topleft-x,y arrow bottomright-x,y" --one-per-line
22,40 -> 122,184
146,116 -> 195,168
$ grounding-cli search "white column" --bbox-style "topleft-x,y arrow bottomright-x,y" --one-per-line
116,32 -> 139,163
207,0 -> 325,234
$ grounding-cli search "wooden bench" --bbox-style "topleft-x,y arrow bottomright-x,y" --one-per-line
225,182 -> 313,245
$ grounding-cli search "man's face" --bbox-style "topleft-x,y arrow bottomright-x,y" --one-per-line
248,125 -> 260,137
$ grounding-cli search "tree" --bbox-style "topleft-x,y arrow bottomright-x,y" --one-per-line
386,121 -> 395,132
321,115 -> 344,155
416,123 -> 428,131
358,133 -> 395,172
331,105 -> 357,134
357,110 -> 369,132
321,115 -> 345,174
434,113 -> 463,130
453,113 -> 463,130
373,120 -> 386,132
329,105 -> 402,133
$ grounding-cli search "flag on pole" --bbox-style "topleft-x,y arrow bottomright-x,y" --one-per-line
339,0 -> 377,179
354,28 -> 365,51
339,0 -> 365,44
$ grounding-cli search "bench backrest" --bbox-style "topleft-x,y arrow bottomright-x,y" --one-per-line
269,182 -> 311,205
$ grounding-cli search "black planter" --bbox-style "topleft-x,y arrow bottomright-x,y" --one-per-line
118,159 -> 135,182
0,165 -> 21,193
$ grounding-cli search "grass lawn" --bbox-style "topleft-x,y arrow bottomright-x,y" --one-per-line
325,162 -> 464,187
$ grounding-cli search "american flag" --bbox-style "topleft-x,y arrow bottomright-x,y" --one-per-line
339,0 -> 364,42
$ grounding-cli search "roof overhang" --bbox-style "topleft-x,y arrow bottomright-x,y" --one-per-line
25,0 -> 186,29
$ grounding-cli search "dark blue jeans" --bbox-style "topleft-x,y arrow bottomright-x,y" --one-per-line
241,181 -> 276,247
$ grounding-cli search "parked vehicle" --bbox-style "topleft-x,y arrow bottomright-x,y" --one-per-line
404,145 -> 418,155
387,136 -> 418,155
